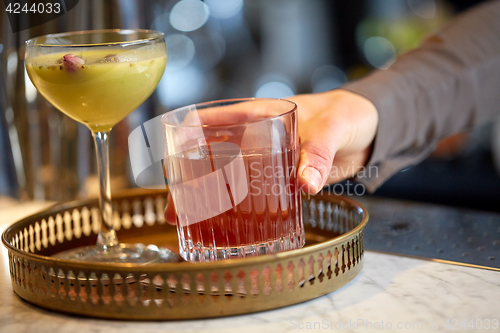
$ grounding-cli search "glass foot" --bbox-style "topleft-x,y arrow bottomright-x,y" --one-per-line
53,243 -> 181,264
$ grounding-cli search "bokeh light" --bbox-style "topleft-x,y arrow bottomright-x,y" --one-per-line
255,74 -> 295,98
7,52 -> 17,75
157,66 -> 214,108
255,82 -> 294,99
191,34 -> 226,70
205,0 -> 243,19
165,34 -> 196,71
150,12 -> 170,33
311,65 -> 348,93
170,0 -> 210,32
363,36 -> 396,69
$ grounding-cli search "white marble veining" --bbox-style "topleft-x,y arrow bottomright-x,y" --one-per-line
0,200 -> 499,333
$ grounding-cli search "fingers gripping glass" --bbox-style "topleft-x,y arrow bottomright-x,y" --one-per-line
161,98 -> 305,262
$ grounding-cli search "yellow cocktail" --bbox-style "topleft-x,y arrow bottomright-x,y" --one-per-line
25,30 -> 169,263
27,50 -> 166,132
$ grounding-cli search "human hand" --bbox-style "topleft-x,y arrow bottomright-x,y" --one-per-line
288,89 -> 378,194
164,89 -> 378,224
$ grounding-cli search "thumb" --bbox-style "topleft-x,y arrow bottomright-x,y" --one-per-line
297,116 -> 345,194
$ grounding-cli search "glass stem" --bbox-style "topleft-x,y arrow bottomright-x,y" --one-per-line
93,131 -> 119,252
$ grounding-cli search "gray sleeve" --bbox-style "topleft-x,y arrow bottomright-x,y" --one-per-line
341,0 -> 500,192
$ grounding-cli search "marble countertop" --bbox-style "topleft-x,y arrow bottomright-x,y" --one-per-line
1,199 -> 499,333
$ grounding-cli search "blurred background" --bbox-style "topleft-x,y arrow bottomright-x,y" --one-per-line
1,0 -> 499,211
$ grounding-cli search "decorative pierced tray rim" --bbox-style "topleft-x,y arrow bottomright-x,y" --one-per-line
2,189 -> 368,270
2,189 -> 369,320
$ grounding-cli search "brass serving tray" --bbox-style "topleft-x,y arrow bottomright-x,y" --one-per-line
2,189 -> 368,320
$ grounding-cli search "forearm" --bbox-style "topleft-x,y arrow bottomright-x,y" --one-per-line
343,0 -> 500,191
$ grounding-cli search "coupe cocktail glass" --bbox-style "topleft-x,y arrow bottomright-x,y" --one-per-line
26,29 -> 167,263
162,98 -> 305,262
